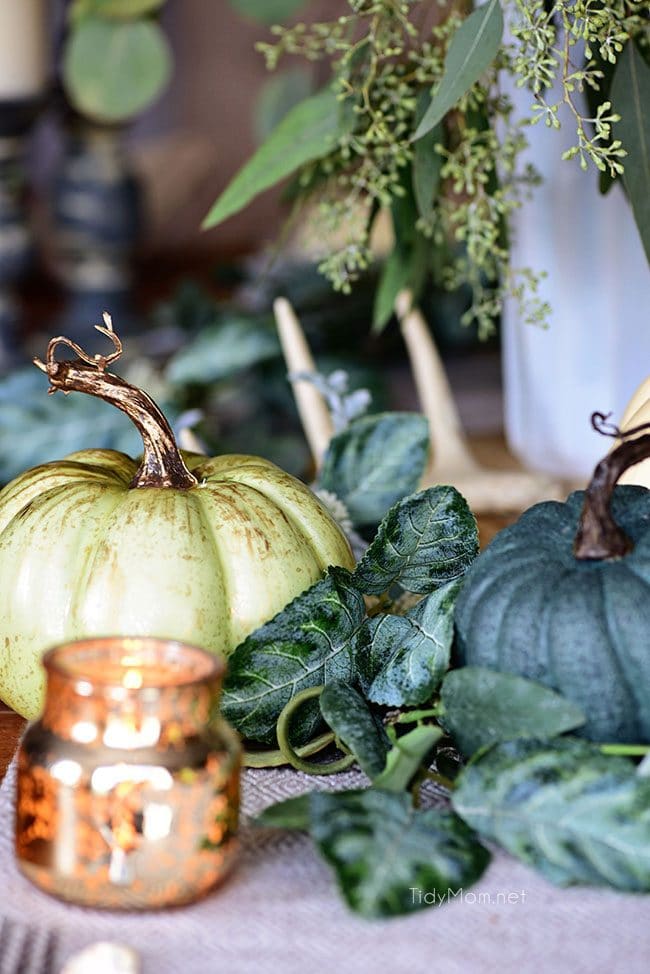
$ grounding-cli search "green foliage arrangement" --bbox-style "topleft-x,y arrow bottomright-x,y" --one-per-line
63,0 -> 172,123
213,0 -> 649,336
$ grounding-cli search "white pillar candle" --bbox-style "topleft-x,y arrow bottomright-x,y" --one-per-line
0,0 -> 48,100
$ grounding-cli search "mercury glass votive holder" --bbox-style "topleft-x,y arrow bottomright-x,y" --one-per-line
15,637 -> 241,909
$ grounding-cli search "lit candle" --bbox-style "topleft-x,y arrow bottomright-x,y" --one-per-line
0,0 -> 48,100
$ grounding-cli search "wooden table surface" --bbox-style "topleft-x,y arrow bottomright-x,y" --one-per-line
0,435 -> 532,783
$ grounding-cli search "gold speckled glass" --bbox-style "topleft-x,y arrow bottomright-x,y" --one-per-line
15,637 -> 241,909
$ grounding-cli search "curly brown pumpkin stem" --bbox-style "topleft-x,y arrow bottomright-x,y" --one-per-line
574,412 -> 650,560
33,316 -> 198,491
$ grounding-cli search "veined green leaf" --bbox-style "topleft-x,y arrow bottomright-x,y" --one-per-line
353,486 -> 479,595
320,681 -> 390,778
310,789 -> 490,918
318,413 -> 429,528
373,724 -> 443,793
227,0 -> 308,24
63,17 -> 171,123
203,89 -> 354,229
611,42 -> 650,263
440,667 -> 586,756
221,568 -> 366,745
355,579 -> 461,707
413,0 -> 503,141
453,738 -> 650,890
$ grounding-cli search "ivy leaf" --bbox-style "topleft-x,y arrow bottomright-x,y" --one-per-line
221,568 -> 366,746
353,486 -> 478,595
203,89 -> 355,229
310,789 -> 490,918
440,667 -> 586,756
355,580 -> 461,707
412,93 -> 443,220
166,316 -> 279,386
453,738 -> 650,890
611,41 -> 650,263
318,413 -> 429,528
319,681 -> 390,778
373,724 -> 443,793
227,0 -> 308,24
255,794 -> 311,830
414,0 -> 504,141
63,17 -> 172,123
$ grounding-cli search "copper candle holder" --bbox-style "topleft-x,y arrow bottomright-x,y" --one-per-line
15,637 -> 241,909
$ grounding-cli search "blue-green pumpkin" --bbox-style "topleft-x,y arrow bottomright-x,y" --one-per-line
455,422 -> 650,744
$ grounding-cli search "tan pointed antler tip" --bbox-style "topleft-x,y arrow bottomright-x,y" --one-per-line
33,356 -> 48,374
394,289 -> 413,321
102,311 -> 114,332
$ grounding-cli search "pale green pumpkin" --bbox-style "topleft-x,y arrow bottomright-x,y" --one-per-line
0,326 -> 354,718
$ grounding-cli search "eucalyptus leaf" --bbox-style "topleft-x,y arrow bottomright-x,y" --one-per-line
319,681 -> 390,778
221,568 -> 366,745
70,0 -> 166,20
254,68 -> 313,143
453,738 -> 650,890
166,316 -> 280,386
228,0 -> 308,24
203,89 -> 355,229
373,248 -> 412,334
412,92 -> 443,220
414,0 -> 503,141
440,667 -> 586,756
353,486 -> 478,595
255,794 -> 311,830
318,413 -> 429,528
310,789 -> 490,918
355,579 -> 461,707
63,17 -> 172,123
373,724 -> 443,793
611,41 -> 650,263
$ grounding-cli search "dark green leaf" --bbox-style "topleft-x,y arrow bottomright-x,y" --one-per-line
353,486 -> 478,595
453,738 -> 650,890
63,17 -> 172,123
373,724 -> 443,793
414,0 -> 503,141
412,92 -> 443,220
440,667 -> 586,756
611,42 -> 650,263
310,789 -> 490,918
254,794 -> 311,830
203,89 -> 354,229
318,413 -> 429,528
355,580 -> 461,707
222,568 -> 366,745
228,0 -> 307,24
166,316 -> 279,386
319,681 -> 390,778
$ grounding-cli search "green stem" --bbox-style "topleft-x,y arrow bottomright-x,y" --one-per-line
394,705 -> 443,724
243,731 -> 336,768
599,743 -> 650,757
276,685 -> 356,775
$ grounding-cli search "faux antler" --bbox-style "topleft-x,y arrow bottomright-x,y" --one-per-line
273,297 -> 333,471
395,291 -> 563,513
